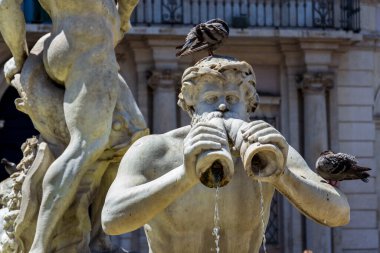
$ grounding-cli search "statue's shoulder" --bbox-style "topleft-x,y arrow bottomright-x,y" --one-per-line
126,126 -> 190,157
119,126 -> 190,175
162,125 -> 191,140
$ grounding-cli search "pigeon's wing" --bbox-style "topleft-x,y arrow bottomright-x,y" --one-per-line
335,153 -> 371,181
202,22 -> 228,43
176,18 -> 229,57
176,24 -> 205,56
336,152 -> 357,164
179,42 -> 209,57
179,26 -> 199,46
328,153 -> 371,182
316,157 -> 341,180
205,18 -> 230,34
322,154 -> 348,174
316,153 -> 353,181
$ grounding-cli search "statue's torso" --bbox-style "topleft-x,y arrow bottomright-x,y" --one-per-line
38,0 -> 120,84
143,127 -> 275,253
38,0 -> 119,21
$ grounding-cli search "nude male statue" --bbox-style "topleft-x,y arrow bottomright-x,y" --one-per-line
102,56 -> 350,253
0,0 -> 142,252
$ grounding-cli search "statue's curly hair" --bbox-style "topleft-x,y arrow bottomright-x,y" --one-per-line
178,56 -> 259,117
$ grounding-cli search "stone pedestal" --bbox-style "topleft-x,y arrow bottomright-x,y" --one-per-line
299,72 -> 333,253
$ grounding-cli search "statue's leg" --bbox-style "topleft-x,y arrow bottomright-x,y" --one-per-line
29,61 -> 119,253
90,162 -> 119,252
52,160 -> 110,253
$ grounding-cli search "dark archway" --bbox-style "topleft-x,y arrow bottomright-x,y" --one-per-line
0,86 -> 39,181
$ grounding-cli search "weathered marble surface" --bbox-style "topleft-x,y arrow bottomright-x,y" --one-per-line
102,56 -> 350,253
0,0 -> 146,252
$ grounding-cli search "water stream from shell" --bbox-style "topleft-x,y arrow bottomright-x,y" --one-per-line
258,174 -> 268,253
212,186 -> 221,253
211,183 -> 267,253
211,168 -> 268,253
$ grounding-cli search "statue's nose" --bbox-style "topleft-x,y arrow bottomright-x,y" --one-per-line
218,103 -> 227,112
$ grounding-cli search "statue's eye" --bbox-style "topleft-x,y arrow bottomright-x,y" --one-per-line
205,95 -> 218,104
226,95 -> 239,104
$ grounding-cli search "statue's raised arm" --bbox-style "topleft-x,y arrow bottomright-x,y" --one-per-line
0,0 -> 28,83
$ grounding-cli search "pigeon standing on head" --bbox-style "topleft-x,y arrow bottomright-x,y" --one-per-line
315,150 -> 371,186
176,18 -> 229,57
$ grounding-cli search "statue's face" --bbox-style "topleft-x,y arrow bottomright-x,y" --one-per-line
193,71 -> 248,120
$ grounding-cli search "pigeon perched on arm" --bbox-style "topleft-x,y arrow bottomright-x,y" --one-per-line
315,150 -> 371,186
176,18 -> 229,57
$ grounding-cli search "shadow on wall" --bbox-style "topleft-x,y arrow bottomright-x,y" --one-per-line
0,87 -> 39,181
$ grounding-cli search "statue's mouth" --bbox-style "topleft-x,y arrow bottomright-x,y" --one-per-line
191,111 -> 242,126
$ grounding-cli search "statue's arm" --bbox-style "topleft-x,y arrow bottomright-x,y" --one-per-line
0,0 -> 28,82
272,146 -> 350,227
101,136 -> 197,235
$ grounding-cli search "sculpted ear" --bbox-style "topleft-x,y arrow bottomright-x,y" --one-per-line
251,92 -> 259,112
181,81 -> 197,107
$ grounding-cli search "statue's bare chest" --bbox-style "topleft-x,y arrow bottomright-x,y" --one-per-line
155,162 -> 274,232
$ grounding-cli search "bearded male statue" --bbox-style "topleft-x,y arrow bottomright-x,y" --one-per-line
102,56 -> 350,253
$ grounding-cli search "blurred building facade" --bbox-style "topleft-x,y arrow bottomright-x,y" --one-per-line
0,0 -> 379,252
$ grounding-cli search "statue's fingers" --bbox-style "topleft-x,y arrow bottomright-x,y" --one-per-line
242,122 -> 272,140
190,141 -> 222,154
193,122 -> 225,132
246,128 -> 279,143
189,134 -> 228,146
240,120 -> 266,132
257,134 -> 288,149
190,125 -> 227,139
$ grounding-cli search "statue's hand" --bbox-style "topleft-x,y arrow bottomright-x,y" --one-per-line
241,120 -> 289,170
4,57 -> 24,84
183,123 -> 228,182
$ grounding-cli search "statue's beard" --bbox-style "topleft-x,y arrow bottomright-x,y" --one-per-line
191,111 -> 243,126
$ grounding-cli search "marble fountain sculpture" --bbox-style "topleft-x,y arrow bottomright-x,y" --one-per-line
102,56 -> 350,252
0,1 -> 349,252
0,0 -> 147,252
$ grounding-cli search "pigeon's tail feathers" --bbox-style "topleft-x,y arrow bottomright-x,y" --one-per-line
176,41 -> 196,57
356,165 -> 371,172
357,165 -> 371,182
176,45 -> 190,57
176,49 -> 184,57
